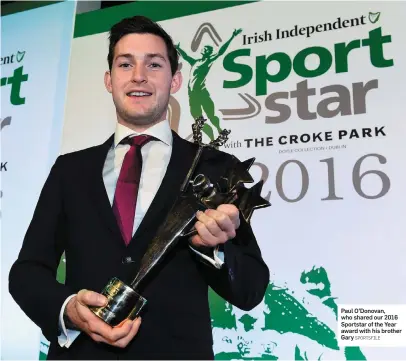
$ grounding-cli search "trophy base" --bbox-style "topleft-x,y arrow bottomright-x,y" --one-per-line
89,277 -> 147,327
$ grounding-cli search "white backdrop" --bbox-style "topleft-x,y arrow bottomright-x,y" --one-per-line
1,2 -> 76,359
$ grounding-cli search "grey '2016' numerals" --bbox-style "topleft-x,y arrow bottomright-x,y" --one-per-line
252,153 -> 390,203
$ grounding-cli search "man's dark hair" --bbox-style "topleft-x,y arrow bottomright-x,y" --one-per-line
107,15 -> 179,75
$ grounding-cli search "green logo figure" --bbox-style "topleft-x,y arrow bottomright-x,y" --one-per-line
210,266 -> 367,360
176,28 -> 242,140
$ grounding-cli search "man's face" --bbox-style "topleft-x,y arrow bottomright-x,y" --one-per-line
105,33 -> 182,129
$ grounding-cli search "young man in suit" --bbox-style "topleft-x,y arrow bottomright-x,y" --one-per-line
9,16 -> 269,360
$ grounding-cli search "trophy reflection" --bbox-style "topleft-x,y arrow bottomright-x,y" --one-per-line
90,117 -> 271,326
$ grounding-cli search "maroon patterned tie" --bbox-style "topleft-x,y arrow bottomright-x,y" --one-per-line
113,135 -> 153,245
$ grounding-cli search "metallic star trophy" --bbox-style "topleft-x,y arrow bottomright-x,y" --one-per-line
90,117 -> 271,326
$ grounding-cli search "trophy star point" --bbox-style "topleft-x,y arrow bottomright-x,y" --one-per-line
236,180 -> 271,223
241,157 -> 256,171
226,161 -> 255,191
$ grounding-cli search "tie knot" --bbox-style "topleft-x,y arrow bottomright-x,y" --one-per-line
122,135 -> 153,148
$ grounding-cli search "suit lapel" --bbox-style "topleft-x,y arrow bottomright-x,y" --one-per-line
86,135 -> 125,245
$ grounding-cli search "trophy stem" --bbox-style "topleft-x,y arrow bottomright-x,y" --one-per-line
128,196 -> 202,290
129,260 -> 158,290
180,146 -> 204,193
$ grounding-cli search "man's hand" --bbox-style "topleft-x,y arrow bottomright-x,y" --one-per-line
65,289 -> 141,348
190,204 -> 240,248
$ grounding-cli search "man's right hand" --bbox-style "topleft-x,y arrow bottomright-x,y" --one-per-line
64,289 -> 142,348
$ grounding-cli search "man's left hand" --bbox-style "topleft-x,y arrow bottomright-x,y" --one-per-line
190,204 -> 240,248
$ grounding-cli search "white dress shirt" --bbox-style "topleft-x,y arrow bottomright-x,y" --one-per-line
58,120 -> 224,347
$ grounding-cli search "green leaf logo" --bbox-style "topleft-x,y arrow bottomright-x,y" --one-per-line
369,11 -> 381,24
16,50 -> 25,63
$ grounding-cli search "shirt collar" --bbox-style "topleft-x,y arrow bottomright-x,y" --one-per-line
113,119 -> 173,148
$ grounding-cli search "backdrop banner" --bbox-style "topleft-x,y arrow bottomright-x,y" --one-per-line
54,1 -> 406,360
0,1 -> 76,360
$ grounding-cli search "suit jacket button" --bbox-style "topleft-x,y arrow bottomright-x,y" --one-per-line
122,256 -> 134,264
